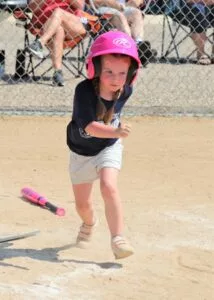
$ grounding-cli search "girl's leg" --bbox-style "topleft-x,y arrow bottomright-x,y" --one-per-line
72,182 -> 97,247
99,168 -> 123,237
40,8 -> 86,46
72,183 -> 95,226
99,167 -> 134,259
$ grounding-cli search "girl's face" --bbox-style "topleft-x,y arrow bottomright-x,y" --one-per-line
99,54 -> 131,97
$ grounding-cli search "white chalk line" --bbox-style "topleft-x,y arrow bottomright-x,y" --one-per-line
0,262 -> 121,299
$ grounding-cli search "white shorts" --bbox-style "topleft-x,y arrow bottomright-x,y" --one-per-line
97,6 -> 138,17
69,139 -> 124,184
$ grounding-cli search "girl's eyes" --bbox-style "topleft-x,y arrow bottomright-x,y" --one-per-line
104,70 -> 127,76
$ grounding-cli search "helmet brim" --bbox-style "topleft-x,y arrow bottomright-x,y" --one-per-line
87,48 -> 141,67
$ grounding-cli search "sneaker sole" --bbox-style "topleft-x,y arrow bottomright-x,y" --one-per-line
52,81 -> 65,87
26,47 -> 44,59
113,248 -> 134,260
76,239 -> 90,249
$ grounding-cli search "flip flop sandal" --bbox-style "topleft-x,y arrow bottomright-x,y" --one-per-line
197,55 -> 211,65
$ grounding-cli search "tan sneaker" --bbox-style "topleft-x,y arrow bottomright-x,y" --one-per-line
76,221 -> 97,249
111,236 -> 134,259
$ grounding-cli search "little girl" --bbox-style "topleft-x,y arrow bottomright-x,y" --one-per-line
67,31 -> 140,259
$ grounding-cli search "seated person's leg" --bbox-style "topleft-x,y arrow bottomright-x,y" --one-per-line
206,5 -> 214,61
28,8 -> 86,58
124,7 -> 144,42
187,4 -> 210,64
27,7 -> 87,86
170,3 -> 210,64
47,26 -> 65,86
40,8 -> 86,46
124,7 -> 157,66
97,7 -> 131,35
110,13 -> 132,35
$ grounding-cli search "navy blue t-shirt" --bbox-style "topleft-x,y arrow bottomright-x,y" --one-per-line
67,79 -> 132,156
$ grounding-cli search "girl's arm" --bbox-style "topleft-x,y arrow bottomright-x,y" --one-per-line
85,121 -> 131,138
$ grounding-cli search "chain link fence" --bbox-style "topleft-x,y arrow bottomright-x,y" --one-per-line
0,0 -> 214,116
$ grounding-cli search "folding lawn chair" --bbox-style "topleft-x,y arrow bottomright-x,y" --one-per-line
160,0 -> 214,63
12,7 -> 113,81
160,13 -> 193,62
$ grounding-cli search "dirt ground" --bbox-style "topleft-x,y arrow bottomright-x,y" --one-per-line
0,115 -> 214,300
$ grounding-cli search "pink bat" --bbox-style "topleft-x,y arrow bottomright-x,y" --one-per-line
21,187 -> 65,216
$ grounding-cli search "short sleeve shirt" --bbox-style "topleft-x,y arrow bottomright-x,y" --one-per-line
67,79 -> 132,156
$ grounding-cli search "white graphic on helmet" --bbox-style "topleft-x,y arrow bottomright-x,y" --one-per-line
113,38 -> 131,48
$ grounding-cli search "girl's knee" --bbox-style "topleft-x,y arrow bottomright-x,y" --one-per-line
112,11 -> 126,21
131,9 -> 143,19
78,24 -> 87,36
100,180 -> 117,196
52,7 -> 63,18
75,201 -> 91,212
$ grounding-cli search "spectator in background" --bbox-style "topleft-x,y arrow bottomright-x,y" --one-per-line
27,0 -> 92,86
205,1 -> 214,62
87,0 -> 157,66
164,0 -> 214,65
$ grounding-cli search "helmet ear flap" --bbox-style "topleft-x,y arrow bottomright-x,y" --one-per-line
86,56 -> 101,79
86,58 -> 95,79
92,56 -> 101,78
126,59 -> 138,85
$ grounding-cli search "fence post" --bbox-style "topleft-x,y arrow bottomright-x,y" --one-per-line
14,49 -> 27,79
0,50 -> 5,79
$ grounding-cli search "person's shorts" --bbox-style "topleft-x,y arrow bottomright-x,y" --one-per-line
97,6 -> 139,18
69,139 -> 124,185
97,6 -> 121,17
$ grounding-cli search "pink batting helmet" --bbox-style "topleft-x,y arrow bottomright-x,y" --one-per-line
86,31 -> 140,84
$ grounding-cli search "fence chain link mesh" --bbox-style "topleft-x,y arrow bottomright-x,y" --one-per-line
0,0 -> 214,116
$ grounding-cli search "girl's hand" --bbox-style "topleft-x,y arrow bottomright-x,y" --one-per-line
115,123 -> 131,138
